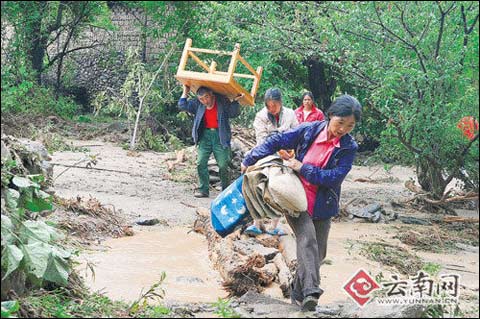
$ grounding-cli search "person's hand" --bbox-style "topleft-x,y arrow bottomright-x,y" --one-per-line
182,85 -> 190,97
286,158 -> 303,172
278,149 -> 295,160
241,163 -> 248,173
234,93 -> 245,102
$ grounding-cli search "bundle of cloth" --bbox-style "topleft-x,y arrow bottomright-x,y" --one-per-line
242,155 -> 307,220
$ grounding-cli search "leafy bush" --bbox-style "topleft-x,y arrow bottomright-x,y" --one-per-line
1,78 -> 79,120
1,171 -> 73,291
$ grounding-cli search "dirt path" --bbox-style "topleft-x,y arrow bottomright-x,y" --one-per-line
51,140 -> 479,317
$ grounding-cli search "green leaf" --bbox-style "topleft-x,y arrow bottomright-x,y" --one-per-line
20,220 -> 64,244
1,215 -> 15,245
21,242 -> 50,281
27,174 -> 45,184
1,300 -> 20,318
1,245 -> 24,280
24,190 -> 53,212
12,176 -> 39,189
5,189 -> 20,211
43,251 -> 70,286
19,241 -> 71,287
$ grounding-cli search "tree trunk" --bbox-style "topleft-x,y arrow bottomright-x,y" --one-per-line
29,8 -> 47,84
305,57 -> 337,111
416,159 -> 447,200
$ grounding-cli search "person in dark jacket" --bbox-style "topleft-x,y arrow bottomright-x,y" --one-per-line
179,85 -> 243,198
241,95 -> 362,311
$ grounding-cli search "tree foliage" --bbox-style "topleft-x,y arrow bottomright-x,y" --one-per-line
2,1 -> 478,201
186,1 -> 479,199
1,1 -> 112,84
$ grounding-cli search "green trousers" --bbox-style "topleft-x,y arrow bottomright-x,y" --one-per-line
197,128 -> 231,195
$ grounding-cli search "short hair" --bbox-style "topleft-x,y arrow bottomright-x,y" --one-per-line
197,86 -> 213,97
327,95 -> 362,122
264,88 -> 282,106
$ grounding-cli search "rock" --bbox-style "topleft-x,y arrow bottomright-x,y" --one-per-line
18,139 -> 53,179
233,239 -> 279,261
1,140 -> 11,162
398,216 -> 432,225
237,291 -> 300,318
135,218 -> 160,226
340,299 -> 425,318
174,276 -> 205,284
455,243 -> 479,253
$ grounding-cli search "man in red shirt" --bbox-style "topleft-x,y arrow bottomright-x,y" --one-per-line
179,85 -> 243,198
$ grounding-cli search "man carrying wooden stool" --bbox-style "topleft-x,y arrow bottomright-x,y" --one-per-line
178,85 -> 244,198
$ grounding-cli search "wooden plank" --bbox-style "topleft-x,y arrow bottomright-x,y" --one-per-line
189,47 -> 233,56
251,66 -> 263,98
177,38 -> 192,72
215,71 -> 256,79
175,73 -> 254,106
175,39 -> 261,106
238,54 -> 258,78
188,51 -> 210,72
227,43 -> 240,82
176,70 -> 229,83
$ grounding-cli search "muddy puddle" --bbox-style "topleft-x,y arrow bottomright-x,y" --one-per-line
77,227 -> 227,303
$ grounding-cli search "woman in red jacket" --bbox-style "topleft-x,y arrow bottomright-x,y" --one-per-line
295,92 -> 325,123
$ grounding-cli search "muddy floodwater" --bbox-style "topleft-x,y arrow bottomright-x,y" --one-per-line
78,227 -> 227,303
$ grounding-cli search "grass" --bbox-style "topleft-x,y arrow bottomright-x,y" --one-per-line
422,262 -> 442,276
17,288 -> 175,318
212,298 -> 241,318
20,289 -> 130,318
359,241 -> 424,275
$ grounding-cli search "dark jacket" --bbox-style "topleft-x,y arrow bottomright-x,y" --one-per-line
178,94 -> 240,148
242,121 -> 358,220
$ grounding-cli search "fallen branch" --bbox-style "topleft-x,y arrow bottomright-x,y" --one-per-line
354,177 -> 379,183
52,163 -> 131,175
166,149 -> 186,172
424,193 -> 479,205
442,216 -> 479,223
405,180 -> 425,194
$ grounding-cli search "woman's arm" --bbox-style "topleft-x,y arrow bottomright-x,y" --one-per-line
299,148 -> 357,188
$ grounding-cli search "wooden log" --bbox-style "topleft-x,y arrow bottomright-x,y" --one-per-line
193,210 -> 276,296
278,235 -> 297,271
272,253 -> 293,297
233,238 -> 279,261
166,149 -> 186,172
443,216 -> 479,223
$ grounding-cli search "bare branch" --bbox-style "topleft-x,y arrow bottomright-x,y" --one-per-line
443,133 -> 479,186
373,3 -> 429,77
395,2 -> 415,38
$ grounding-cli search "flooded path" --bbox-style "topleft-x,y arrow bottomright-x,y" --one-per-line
79,227 -> 227,303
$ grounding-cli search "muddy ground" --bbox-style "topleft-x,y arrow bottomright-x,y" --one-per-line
45,135 -> 479,318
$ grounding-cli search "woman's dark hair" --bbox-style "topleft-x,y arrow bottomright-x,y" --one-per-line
326,95 -> 362,122
264,88 -> 282,106
302,91 -> 314,100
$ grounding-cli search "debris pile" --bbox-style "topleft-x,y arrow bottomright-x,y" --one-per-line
193,207 -> 296,297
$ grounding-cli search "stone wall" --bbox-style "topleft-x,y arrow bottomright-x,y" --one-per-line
2,4 -> 173,109
50,4 -> 173,109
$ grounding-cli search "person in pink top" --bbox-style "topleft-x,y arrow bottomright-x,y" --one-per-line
295,91 -> 325,123
241,95 -> 362,311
